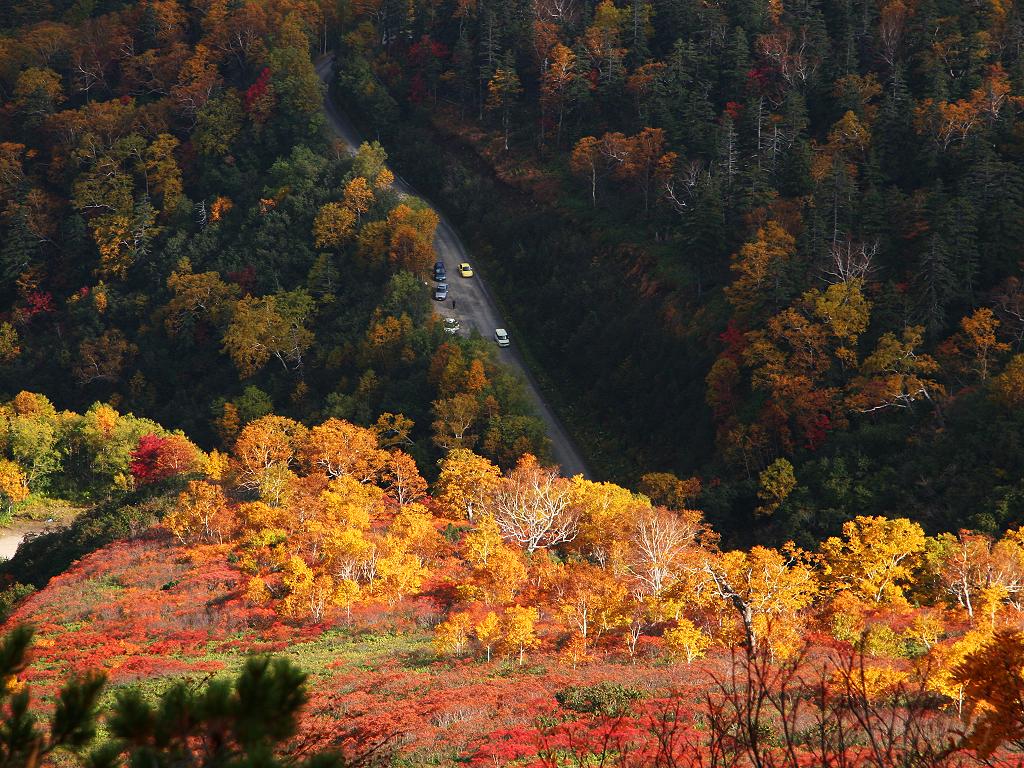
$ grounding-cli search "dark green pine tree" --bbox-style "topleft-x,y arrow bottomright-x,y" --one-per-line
909,0 -> 951,100
725,0 -> 768,35
965,141 -> 1024,285
380,0 -> 411,56
627,0 -> 652,66
139,1 -> 160,50
857,153 -> 891,260
800,197 -> 829,282
912,183 -> 958,338
824,0 -> 861,83
943,194 -> 979,307
92,656 -> 344,768
652,40 -> 691,139
786,0 -> 832,104
17,80 -> 61,136
597,47 -> 627,118
451,29 -> 476,113
477,9 -> 501,119
740,94 -> 775,212
683,174 -> 728,297
717,113 -> 741,204
0,624 -> 359,768
852,0 -> 879,61
649,0 -> 700,52
874,66 -> 915,185
721,27 -> 751,102
774,90 -> 812,197
497,0 -> 532,65
0,207 -> 38,286
566,41 -> 594,138
0,625 -> 105,767
3,0 -> 51,27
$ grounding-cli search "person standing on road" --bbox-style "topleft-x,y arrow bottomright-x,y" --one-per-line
452,299 -> 456,310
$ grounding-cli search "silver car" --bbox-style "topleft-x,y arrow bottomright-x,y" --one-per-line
434,283 -> 449,301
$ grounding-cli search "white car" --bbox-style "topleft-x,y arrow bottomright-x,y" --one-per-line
443,317 -> 461,335
494,328 -> 510,347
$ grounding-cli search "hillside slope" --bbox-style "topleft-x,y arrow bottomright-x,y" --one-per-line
5,533 -> 692,763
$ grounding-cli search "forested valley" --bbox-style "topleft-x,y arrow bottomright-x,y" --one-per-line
334,0 -> 1024,546
0,0 -> 549,484
3,0 -> 1024,766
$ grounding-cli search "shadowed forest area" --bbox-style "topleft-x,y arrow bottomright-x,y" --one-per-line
332,0 -> 1024,547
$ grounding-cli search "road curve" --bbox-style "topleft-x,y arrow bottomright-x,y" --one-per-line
315,54 -> 591,479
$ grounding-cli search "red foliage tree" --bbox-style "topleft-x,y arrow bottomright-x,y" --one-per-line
21,291 -> 55,319
226,265 -> 256,294
244,67 -> 275,123
130,433 -> 198,484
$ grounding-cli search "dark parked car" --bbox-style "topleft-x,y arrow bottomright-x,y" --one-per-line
433,261 -> 446,281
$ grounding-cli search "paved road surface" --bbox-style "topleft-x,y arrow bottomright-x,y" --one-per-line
315,55 -> 591,478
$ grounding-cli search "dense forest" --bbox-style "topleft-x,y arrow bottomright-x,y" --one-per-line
0,0 -> 549,485
3,0 -> 1024,549
333,0 -> 1024,544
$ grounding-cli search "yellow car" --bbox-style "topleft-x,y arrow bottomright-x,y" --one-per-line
458,262 -> 474,277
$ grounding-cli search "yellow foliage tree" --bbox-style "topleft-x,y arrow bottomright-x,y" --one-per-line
342,177 -> 375,222
928,628 -> 993,716
435,448 -> 501,519
144,133 -> 184,216
433,612 -> 472,657
725,220 -> 796,321
993,354 -> 1024,408
373,539 -> 428,605
164,266 -> 238,337
559,633 -> 591,669
222,290 -> 315,377
335,578 -> 361,624
821,515 -> 926,604
0,460 -> 29,514
705,544 -> 818,655
313,202 -> 356,249
475,611 -> 500,661
299,418 -> 387,482
0,323 -> 19,363
165,480 -> 231,544
663,618 -> 712,663
847,325 -> 942,414
232,415 -> 306,506
958,307 -> 1009,382
755,458 -> 796,517
570,477 -> 648,566
501,605 -> 539,664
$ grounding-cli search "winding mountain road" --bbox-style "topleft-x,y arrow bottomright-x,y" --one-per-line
315,55 -> 591,479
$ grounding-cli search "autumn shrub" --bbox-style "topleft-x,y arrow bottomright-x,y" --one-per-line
902,611 -> 946,657
0,582 -> 33,622
110,655 -> 193,683
860,624 -> 909,659
828,592 -> 868,644
2,494 -> 169,587
555,682 -> 644,716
